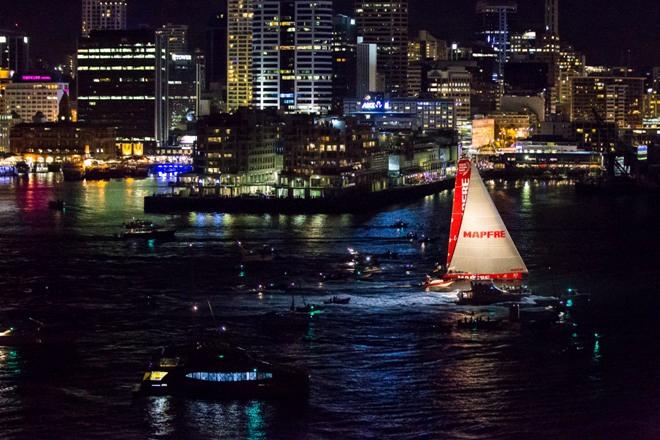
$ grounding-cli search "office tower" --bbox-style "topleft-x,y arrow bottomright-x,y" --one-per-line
355,0 -> 409,96
160,24 -> 189,54
4,74 -> 68,122
418,30 -> 447,62
227,0 -> 253,112
545,0 -> 559,36
158,25 -> 198,133
77,30 -> 168,153
356,41 -> 378,98
0,30 -> 30,73
425,66 -> 471,128
332,14 -> 357,114
571,76 -> 645,128
252,0 -> 333,114
82,0 -> 128,38
207,7 -> 228,88
476,0 -> 517,81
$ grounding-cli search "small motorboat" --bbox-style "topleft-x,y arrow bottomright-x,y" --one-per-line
48,200 -> 66,210
423,275 -> 455,291
323,296 -> 351,305
0,318 -> 46,346
118,218 -> 176,239
237,242 -> 277,262
456,281 -> 529,306
138,339 -> 309,399
388,220 -> 409,229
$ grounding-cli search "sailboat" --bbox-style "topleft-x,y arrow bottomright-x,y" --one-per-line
424,158 -> 529,304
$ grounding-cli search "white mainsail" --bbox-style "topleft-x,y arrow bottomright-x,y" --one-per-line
447,161 -> 527,279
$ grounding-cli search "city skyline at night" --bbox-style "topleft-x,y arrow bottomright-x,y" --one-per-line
0,0 -> 657,68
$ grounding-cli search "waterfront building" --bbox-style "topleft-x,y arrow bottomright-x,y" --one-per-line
227,0 -> 253,112
0,30 -> 29,73
488,112 -> 533,144
571,76 -> 645,128
332,15 -> 357,114
279,117 -> 383,198
193,109 -> 282,196
252,0 -> 333,114
355,0 -> 409,96
82,0 -> 127,38
0,113 -> 12,152
9,122 -> 117,161
3,74 -> 69,123
76,30 -> 169,153
344,95 -> 456,132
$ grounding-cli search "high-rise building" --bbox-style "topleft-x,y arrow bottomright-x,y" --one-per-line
227,0 -> 253,112
418,30 -> 447,62
332,14 -> 357,114
160,24 -> 189,54
157,25 -> 198,134
355,1 -> 409,96
356,41 -> 378,98
545,0 -> 559,36
77,30 -> 168,152
571,76 -> 645,128
252,0 -> 333,114
0,30 -> 30,73
82,0 -> 128,38
476,0 -> 517,81
207,7 -> 228,90
426,66 -> 471,128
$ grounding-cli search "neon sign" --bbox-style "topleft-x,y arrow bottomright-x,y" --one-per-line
360,100 -> 391,112
21,75 -> 52,82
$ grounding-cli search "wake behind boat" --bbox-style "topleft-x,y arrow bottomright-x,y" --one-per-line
424,158 -> 529,305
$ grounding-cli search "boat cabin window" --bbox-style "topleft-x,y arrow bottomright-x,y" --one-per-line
159,357 -> 180,368
185,371 -> 273,382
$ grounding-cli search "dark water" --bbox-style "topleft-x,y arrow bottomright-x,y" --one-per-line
1,173 -> 660,439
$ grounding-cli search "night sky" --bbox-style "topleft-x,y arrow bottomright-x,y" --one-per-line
0,0 -> 657,68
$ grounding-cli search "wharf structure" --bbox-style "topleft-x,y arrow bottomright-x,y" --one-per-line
146,108 -> 459,213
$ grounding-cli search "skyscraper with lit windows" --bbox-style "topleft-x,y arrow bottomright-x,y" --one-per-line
227,0 -> 253,112
355,1 -> 409,96
252,0 -> 333,114
76,30 -> 168,152
82,0 -> 128,38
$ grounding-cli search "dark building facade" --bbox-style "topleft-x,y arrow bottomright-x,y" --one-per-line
332,14 -> 357,115
0,30 -> 30,73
